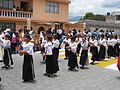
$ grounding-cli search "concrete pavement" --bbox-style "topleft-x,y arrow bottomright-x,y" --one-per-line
0,53 -> 120,90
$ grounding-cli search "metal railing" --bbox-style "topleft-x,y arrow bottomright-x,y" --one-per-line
0,9 -> 32,18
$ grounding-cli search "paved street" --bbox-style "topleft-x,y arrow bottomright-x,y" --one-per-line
0,53 -> 120,90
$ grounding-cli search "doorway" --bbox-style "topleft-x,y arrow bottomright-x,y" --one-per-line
20,1 -> 28,11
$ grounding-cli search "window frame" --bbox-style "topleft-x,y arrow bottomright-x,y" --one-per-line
45,1 -> 59,14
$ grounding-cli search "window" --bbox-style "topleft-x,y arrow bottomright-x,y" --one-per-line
0,0 -> 14,9
116,15 -> 120,20
0,23 -> 16,31
46,1 -> 59,14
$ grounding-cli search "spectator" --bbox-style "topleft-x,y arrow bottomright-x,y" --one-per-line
11,6 -> 16,11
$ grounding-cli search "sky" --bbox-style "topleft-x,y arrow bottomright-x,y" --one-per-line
69,0 -> 120,16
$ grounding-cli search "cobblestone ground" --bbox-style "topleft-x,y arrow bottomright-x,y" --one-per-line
0,53 -> 120,90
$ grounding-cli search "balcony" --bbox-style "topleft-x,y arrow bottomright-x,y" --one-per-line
0,9 -> 32,19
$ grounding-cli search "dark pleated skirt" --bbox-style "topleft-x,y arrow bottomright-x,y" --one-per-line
91,47 -> 100,61
46,55 -> 59,74
68,51 -> 78,69
80,50 -> 88,66
107,46 -> 114,57
99,45 -> 106,60
114,43 -> 119,57
11,43 -> 17,53
77,43 -> 81,54
65,44 -> 69,58
90,47 -> 94,53
53,48 -> 59,61
23,54 -> 35,81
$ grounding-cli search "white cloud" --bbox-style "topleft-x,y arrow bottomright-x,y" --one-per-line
69,0 -> 120,16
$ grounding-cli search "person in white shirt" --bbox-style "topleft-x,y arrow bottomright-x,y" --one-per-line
66,37 -> 78,71
63,35 -> 71,59
76,34 -> 82,56
79,36 -> 89,69
98,35 -> 107,60
113,35 -> 119,58
89,35 -> 100,65
19,35 -> 35,82
52,35 -> 60,61
0,30 -> 4,61
44,36 -> 59,77
107,35 -> 114,58
0,34 -> 13,69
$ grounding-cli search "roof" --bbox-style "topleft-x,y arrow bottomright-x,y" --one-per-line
47,0 -> 71,4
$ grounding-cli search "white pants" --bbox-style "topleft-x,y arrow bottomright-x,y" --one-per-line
0,47 -> 4,60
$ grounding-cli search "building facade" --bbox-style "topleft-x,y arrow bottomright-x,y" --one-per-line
0,0 -> 72,32
105,11 -> 120,23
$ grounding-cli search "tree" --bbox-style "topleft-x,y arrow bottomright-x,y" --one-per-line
82,12 -> 105,21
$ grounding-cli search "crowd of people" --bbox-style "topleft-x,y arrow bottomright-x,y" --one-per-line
0,27 -> 120,82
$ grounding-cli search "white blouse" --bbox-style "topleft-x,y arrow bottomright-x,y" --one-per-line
69,42 -> 78,53
76,38 -> 82,44
44,41 -> 53,55
81,40 -> 88,50
63,38 -> 71,44
89,39 -> 98,47
98,39 -> 107,46
52,39 -> 60,48
1,39 -> 11,48
107,39 -> 117,47
22,42 -> 34,55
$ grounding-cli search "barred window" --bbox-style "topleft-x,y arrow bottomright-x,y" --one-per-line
0,0 -> 13,9
46,1 -> 59,14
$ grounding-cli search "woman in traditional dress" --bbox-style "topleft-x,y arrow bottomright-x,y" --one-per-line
52,35 -> 60,72
79,36 -> 89,69
76,34 -> 82,56
67,37 -> 78,71
63,35 -> 71,59
89,35 -> 100,65
98,35 -> 107,60
0,34 -> 13,69
107,35 -> 114,58
19,35 -> 35,82
44,36 -> 59,77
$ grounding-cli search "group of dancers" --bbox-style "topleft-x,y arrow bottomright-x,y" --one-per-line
0,28 -> 120,82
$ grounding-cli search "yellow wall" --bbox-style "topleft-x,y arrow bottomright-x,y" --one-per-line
32,0 -> 69,22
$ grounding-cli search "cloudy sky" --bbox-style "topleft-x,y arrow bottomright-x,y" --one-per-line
69,0 -> 120,16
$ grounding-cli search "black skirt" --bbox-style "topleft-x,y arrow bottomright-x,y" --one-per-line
107,46 -> 114,57
91,47 -> 100,61
114,43 -> 119,57
23,54 -> 35,81
3,48 -> 13,66
80,50 -> 88,66
53,48 -> 59,61
65,44 -> 69,58
77,43 -> 81,54
99,45 -> 106,60
68,51 -> 78,69
46,55 -> 59,74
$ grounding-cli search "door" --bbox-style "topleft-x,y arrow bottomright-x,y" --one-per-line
20,1 -> 28,11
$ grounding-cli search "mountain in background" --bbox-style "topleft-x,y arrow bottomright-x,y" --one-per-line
69,16 -> 83,22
